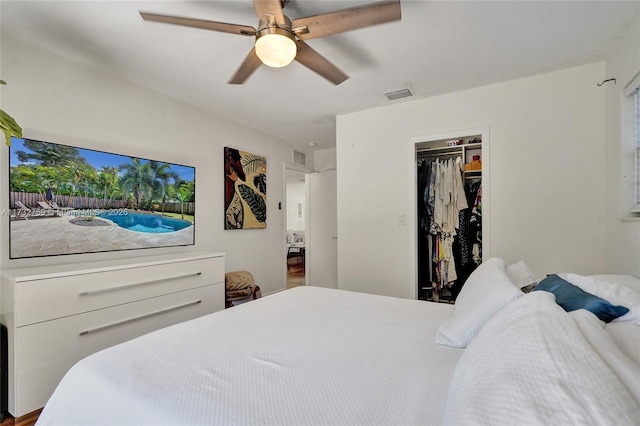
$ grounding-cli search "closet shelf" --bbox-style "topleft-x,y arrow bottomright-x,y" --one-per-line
416,142 -> 481,156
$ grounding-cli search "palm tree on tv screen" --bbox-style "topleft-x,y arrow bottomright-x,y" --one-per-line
175,180 -> 195,220
148,161 -> 180,213
98,166 -> 119,208
63,161 -> 94,208
118,158 -> 153,209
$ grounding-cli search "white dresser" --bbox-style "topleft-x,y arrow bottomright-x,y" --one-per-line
0,251 -> 225,417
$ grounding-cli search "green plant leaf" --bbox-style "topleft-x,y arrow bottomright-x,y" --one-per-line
2,128 -> 11,146
238,184 -> 266,223
0,108 -> 23,146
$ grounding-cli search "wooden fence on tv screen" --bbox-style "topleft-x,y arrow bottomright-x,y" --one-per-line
9,192 -> 194,214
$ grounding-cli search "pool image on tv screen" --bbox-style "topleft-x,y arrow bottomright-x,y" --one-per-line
8,137 -> 195,259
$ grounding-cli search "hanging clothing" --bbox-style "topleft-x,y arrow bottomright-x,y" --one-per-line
417,160 -> 434,287
422,157 -> 468,291
417,153 -> 483,301
428,158 -> 468,234
457,181 -> 480,266
431,161 -> 443,234
469,184 -> 483,265
450,180 -> 481,300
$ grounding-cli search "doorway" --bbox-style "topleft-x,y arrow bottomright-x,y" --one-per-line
285,168 -> 308,289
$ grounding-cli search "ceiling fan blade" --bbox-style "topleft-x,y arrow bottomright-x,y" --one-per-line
294,40 -> 348,85
140,12 -> 256,36
228,47 -> 262,84
292,0 -> 401,41
253,0 -> 286,25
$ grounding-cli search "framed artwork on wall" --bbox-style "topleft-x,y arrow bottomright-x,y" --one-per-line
224,147 -> 267,229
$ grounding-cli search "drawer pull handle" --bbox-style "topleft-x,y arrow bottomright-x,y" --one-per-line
79,300 -> 202,336
79,272 -> 203,296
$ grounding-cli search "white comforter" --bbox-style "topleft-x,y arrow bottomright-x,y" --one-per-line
37,286 -> 461,426
443,291 -> 640,425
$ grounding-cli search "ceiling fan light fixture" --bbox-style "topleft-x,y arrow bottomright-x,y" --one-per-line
255,27 -> 297,68
140,0 -> 402,84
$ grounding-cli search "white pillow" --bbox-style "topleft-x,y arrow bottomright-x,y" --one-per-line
562,273 -> 640,323
506,260 -> 538,288
442,292 -> 640,425
435,258 -> 522,348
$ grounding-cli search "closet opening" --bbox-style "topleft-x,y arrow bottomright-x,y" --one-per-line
415,130 -> 488,303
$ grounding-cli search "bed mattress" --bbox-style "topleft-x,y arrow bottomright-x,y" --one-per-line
37,286 -> 461,425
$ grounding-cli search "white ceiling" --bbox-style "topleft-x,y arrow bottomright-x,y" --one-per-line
1,1 -> 638,153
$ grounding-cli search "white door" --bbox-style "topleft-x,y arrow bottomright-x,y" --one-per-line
308,170 -> 337,288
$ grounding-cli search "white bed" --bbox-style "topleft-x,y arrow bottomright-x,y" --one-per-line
37,261 -> 640,426
37,286 -> 461,425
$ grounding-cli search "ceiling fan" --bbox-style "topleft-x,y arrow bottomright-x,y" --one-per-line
139,0 -> 401,85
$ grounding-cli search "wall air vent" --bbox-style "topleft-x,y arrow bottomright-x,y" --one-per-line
293,150 -> 306,166
384,87 -> 414,101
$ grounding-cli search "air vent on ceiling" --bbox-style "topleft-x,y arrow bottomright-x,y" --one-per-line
384,87 -> 414,101
293,150 -> 306,166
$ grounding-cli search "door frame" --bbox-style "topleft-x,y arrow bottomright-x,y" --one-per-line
284,163 -> 312,289
410,126 -> 491,300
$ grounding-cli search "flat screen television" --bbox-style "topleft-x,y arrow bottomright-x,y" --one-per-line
8,137 -> 195,259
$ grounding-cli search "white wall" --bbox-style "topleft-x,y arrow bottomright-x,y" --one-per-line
604,10 -> 640,277
286,181 -> 305,232
0,36 -> 295,295
337,62 -> 608,299
314,148 -> 336,172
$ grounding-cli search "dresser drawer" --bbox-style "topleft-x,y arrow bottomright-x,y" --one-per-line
15,256 -> 223,327
14,282 -> 223,415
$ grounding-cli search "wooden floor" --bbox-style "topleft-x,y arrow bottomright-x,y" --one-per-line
0,409 -> 41,426
287,262 -> 305,288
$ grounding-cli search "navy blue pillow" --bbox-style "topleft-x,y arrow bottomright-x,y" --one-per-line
533,274 -> 629,323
